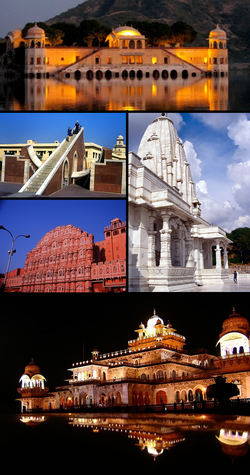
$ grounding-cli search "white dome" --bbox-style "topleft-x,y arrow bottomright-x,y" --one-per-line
26,23 -> 45,39
147,310 -> 164,328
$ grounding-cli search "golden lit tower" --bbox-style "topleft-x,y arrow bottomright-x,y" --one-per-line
17,359 -> 49,412
207,25 -> 228,76
129,309 -> 186,351
216,308 -> 250,357
25,23 -> 46,78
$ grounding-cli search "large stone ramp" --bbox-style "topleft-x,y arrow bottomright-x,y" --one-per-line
18,129 -> 84,195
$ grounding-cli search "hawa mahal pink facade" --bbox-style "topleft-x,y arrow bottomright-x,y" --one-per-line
5,218 -> 126,293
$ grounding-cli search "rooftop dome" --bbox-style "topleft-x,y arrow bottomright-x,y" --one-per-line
25,23 -> 45,39
220,308 -> 250,338
22,358 -> 44,378
147,309 -> 164,328
113,25 -> 142,37
209,25 -> 227,39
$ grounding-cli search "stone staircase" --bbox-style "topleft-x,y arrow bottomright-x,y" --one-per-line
22,140 -> 70,193
18,128 -> 83,195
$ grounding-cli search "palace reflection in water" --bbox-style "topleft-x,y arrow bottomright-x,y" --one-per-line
19,413 -> 250,464
1,75 -> 228,111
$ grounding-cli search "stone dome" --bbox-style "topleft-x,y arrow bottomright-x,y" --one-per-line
113,26 -> 142,37
220,308 -> 250,338
209,25 -> 227,39
23,359 -> 44,378
147,310 -> 164,328
26,23 -> 45,39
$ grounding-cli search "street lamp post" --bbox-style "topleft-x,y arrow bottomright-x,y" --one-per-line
0,225 -> 30,291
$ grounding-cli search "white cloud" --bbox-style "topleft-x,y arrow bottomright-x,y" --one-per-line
168,113 -> 186,131
192,113 -> 239,131
226,116 -> 250,217
227,114 -> 250,151
196,179 -> 208,195
184,140 -> 202,182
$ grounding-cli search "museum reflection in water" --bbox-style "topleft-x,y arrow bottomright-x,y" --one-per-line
20,413 -> 250,461
3,75 -> 228,111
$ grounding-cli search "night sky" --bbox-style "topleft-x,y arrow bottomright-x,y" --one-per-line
1,292 -> 249,410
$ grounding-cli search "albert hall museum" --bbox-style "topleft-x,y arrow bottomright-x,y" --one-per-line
17,308 -> 250,412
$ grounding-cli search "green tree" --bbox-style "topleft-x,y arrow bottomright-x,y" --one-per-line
227,227 -> 250,264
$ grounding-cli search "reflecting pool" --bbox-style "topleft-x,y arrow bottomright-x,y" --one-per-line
1,413 -> 249,470
0,75 -> 229,111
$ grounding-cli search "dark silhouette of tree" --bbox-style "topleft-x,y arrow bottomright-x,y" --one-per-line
171,22 -> 197,45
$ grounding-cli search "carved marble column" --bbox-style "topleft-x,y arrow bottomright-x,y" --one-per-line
215,240 -> 222,269
148,211 -> 157,267
159,210 -> 172,267
223,244 -> 228,269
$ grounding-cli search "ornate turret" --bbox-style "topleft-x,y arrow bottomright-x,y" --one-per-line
25,23 -> 46,78
207,25 -> 228,76
17,359 -> 49,412
216,308 -> 250,357
129,309 -> 186,351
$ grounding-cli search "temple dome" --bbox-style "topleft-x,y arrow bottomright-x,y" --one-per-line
147,310 -> 164,328
113,26 -> 142,37
220,308 -> 250,338
22,359 -> 44,378
25,23 -> 45,39
209,25 -> 227,39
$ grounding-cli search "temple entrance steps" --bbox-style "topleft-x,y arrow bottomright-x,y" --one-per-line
18,129 -> 83,195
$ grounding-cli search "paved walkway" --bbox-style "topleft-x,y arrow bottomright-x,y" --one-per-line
0,182 -> 125,198
193,276 -> 250,292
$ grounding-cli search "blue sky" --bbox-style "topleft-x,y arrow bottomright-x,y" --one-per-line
0,199 -> 126,273
129,112 -> 250,233
1,113 -> 126,151
0,0 -> 86,38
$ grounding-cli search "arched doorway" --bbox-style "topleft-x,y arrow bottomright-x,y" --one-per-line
74,70 -> 81,80
105,70 -> 112,79
156,390 -> 167,404
195,388 -> 203,402
100,393 -> 106,405
62,159 -> 69,188
96,70 -> 103,79
170,69 -> 177,79
86,70 -> 93,80
153,69 -> 159,79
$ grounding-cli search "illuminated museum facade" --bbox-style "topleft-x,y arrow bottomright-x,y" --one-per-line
17,308 -> 250,411
5,24 -> 228,80
5,218 -> 126,293
128,113 -> 232,291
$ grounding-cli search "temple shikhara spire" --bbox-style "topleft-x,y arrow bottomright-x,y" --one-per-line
128,114 -> 232,291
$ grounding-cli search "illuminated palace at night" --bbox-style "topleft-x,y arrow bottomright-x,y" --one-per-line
17,308 -> 250,411
4,218 -> 126,293
6,23 -> 228,80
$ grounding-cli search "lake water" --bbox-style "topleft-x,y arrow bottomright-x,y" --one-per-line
1,412 -> 249,471
1,70 -> 249,111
